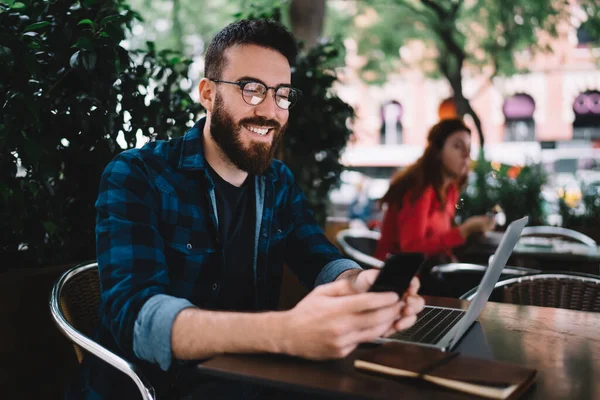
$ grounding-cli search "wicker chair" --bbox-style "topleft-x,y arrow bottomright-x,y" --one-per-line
521,226 -> 597,247
429,263 -> 541,299
336,229 -> 384,269
460,272 -> 600,312
50,262 -> 156,400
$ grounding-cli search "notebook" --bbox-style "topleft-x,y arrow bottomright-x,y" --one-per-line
377,216 -> 529,351
355,342 -> 537,400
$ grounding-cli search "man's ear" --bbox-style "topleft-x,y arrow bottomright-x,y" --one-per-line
198,78 -> 215,112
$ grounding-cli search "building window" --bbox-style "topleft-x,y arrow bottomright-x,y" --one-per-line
577,21 -> 596,46
380,101 -> 403,145
503,93 -> 536,141
573,90 -> 600,140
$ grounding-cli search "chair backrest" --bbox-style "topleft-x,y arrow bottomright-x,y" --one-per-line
521,226 -> 597,248
430,263 -> 541,299
461,272 -> 600,313
57,262 -> 101,363
336,229 -> 384,268
50,262 -> 156,400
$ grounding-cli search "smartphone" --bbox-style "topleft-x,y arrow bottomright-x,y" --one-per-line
368,252 -> 426,296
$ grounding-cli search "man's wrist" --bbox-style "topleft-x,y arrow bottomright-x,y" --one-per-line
267,310 -> 292,355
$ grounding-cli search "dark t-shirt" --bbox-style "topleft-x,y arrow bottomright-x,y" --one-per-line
206,164 -> 256,311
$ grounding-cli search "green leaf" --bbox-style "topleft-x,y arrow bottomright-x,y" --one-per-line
81,51 -> 97,71
42,221 -> 57,235
72,37 -> 93,50
4,0 -> 15,6
101,14 -> 123,26
24,21 -> 50,32
78,19 -> 93,26
0,46 -> 13,60
11,2 -> 25,10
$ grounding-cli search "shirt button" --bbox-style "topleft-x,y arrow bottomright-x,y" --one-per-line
212,283 -> 218,291
186,243 -> 192,250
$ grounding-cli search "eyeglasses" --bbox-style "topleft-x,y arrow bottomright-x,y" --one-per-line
209,79 -> 302,110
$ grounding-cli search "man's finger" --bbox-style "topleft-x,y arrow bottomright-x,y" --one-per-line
315,278 -> 359,297
406,276 -> 420,296
348,321 -> 394,346
402,295 -> 425,317
338,292 -> 401,313
394,314 -> 418,331
352,269 -> 380,292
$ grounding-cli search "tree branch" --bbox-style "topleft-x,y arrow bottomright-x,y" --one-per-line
393,0 -> 436,25
420,0 -> 448,20
450,0 -> 464,19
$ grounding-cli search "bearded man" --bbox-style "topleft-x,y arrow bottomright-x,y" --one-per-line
71,19 -> 424,400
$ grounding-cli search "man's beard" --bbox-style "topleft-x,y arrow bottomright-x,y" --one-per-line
210,94 -> 286,175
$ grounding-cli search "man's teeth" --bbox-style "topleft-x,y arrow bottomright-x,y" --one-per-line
245,125 -> 270,136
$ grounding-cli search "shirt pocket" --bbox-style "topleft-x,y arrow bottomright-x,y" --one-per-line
164,226 -> 218,297
270,208 -> 294,242
268,210 -> 295,263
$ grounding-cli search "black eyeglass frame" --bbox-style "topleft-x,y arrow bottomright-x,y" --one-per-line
209,79 -> 302,110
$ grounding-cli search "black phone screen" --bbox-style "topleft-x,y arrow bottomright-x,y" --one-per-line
368,252 -> 426,296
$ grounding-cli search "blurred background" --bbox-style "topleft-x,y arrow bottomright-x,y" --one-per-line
1,0 -> 600,398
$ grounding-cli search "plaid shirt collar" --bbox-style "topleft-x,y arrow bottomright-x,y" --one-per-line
178,118 -> 278,182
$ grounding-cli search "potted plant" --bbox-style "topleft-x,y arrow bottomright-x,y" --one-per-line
0,0 -> 201,397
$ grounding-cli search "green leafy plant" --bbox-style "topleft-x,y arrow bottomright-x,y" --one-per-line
559,183 -> 600,230
495,163 -> 547,226
457,154 -> 547,227
456,150 -> 498,221
0,0 -> 202,268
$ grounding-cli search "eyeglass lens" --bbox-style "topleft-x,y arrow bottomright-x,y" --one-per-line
241,82 -> 298,110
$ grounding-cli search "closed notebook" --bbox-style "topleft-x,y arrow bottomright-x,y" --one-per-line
354,342 -> 536,400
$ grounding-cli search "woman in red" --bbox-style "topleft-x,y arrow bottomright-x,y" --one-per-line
374,118 -> 494,262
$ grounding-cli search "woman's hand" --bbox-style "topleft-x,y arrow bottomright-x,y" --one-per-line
460,215 -> 496,238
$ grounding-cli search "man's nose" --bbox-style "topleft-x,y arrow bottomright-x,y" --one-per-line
254,90 -> 279,120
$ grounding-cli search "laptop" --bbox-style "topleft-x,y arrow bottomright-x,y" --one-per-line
377,216 -> 529,352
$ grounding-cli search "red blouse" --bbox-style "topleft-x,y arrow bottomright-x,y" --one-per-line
374,184 -> 465,260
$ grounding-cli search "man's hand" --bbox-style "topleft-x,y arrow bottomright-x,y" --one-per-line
278,269 -> 424,360
349,269 -> 424,333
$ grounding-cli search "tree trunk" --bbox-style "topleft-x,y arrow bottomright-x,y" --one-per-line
172,0 -> 184,54
289,0 -> 326,50
447,65 -> 485,146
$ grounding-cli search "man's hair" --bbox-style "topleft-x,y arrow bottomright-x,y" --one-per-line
204,19 -> 298,80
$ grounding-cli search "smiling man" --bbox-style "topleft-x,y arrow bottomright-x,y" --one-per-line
72,19 -> 424,400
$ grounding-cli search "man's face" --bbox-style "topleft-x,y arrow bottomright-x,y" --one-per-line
209,44 -> 291,175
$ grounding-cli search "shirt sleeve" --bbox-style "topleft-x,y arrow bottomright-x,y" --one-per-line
277,164 -> 353,288
314,259 -> 362,286
398,189 -> 465,255
96,152 -> 177,366
133,294 -> 196,371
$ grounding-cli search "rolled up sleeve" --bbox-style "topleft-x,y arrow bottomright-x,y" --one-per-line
314,259 -> 362,287
133,294 -> 196,371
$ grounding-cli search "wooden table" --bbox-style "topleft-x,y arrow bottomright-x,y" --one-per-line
195,297 -> 600,399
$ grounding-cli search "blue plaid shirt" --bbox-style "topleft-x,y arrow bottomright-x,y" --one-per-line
70,119 -> 360,399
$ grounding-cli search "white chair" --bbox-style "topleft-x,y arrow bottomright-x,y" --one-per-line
336,229 -> 384,268
521,226 -> 597,248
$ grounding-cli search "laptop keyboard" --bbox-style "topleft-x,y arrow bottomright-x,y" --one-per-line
388,307 -> 466,344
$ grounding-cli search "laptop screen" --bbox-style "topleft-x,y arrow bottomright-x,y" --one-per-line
448,216 -> 529,349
